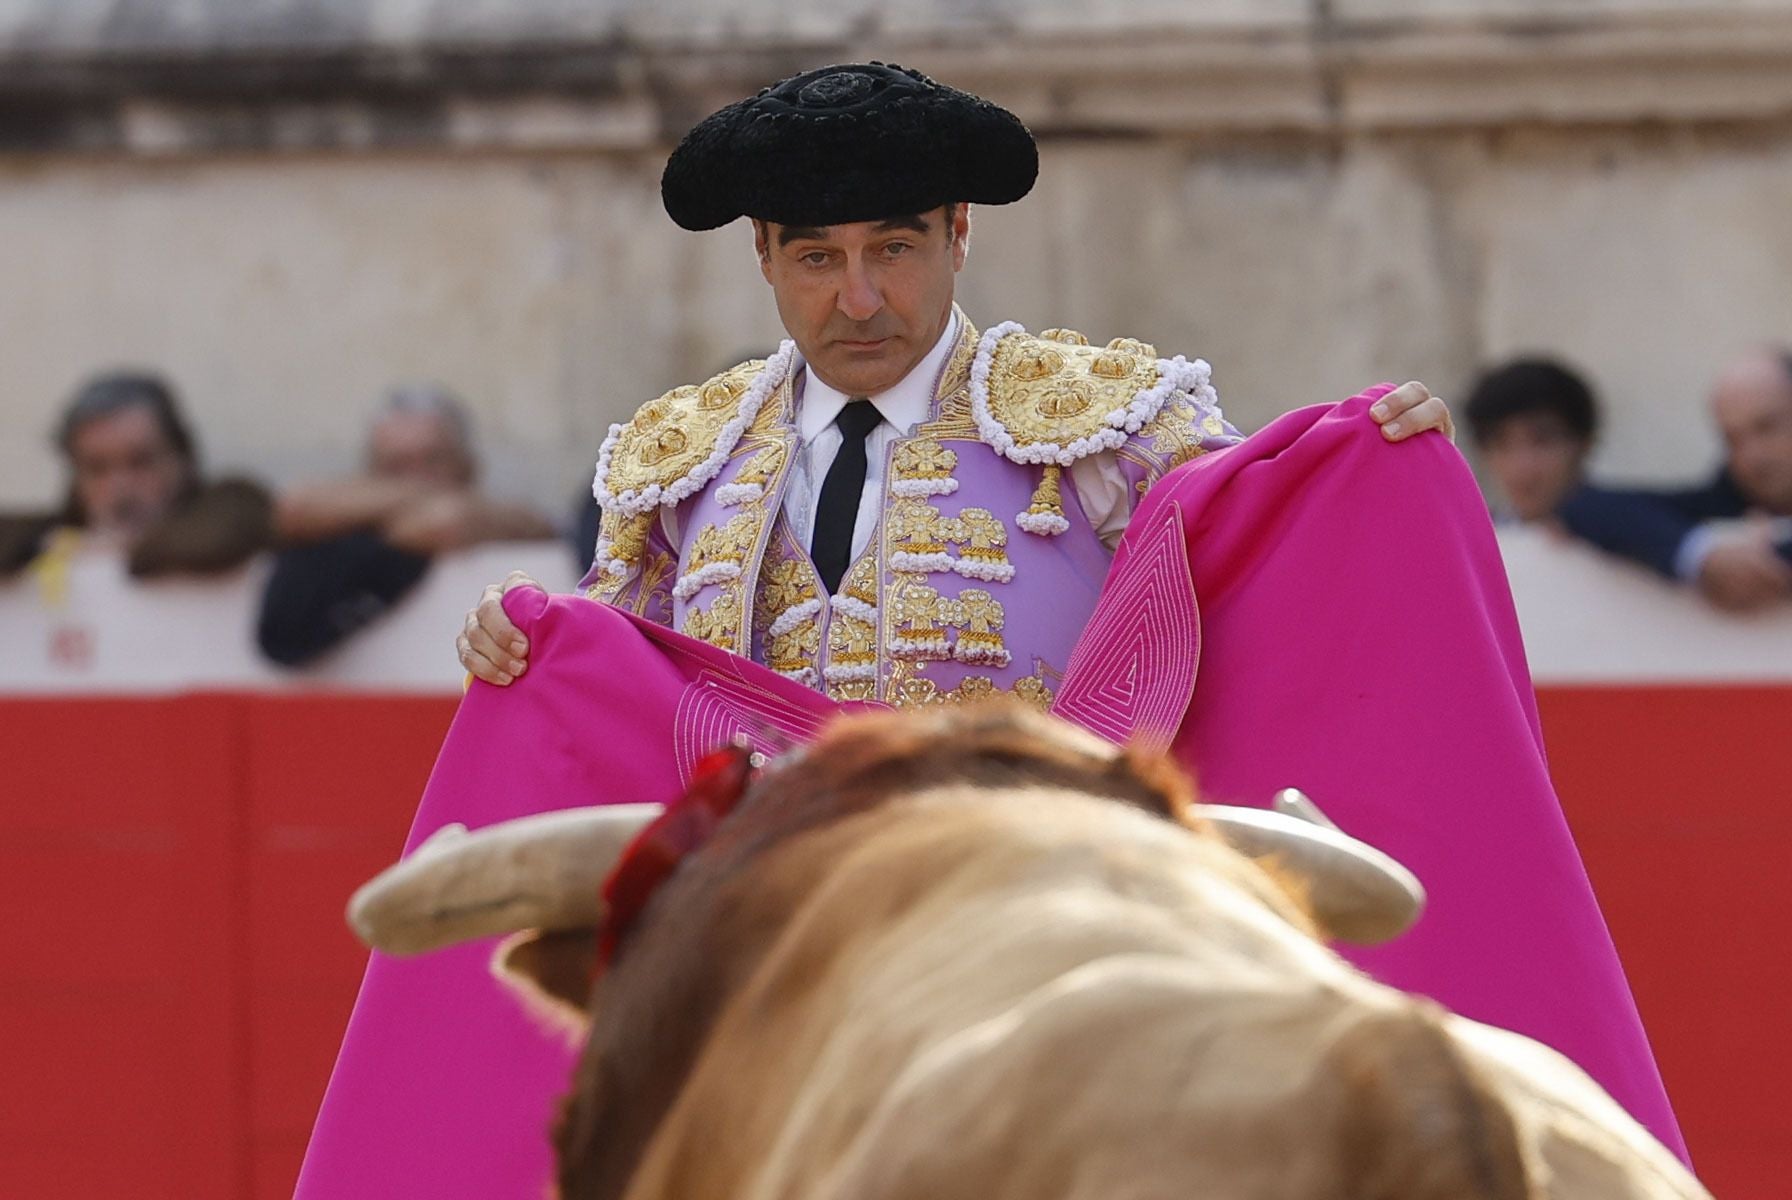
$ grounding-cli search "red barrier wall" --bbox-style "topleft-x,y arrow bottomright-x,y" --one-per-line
1,687 -> 1781,1197
1537,686 -> 1792,1198
1,695 -> 454,1200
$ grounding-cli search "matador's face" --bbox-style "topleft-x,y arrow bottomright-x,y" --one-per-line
754,203 -> 969,398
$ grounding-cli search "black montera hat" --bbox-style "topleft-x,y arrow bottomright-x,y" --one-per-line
661,62 -> 1038,231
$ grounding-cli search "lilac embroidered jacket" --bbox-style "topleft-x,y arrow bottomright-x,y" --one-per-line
580,314 -> 1240,708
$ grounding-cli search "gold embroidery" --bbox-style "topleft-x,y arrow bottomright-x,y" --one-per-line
889,581 -> 952,659
750,368 -> 797,436
893,439 -> 958,487
889,498 -> 951,562
887,672 -> 1034,709
639,426 -> 688,466
938,317 -> 978,400
843,565 -> 878,608
950,588 -> 1010,667
1022,465 -> 1068,529
924,394 -> 977,437
1037,377 -> 1094,418
682,587 -> 744,651
688,513 -> 759,575
1137,396 -> 1212,474
733,443 -> 788,489
1089,350 -> 1137,380
638,550 -> 676,615
951,676 -> 999,703
766,614 -> 821,674
824,554 -> 881,702
914,315 -> 980,440
596,549 -> 677,615
699,374 -> 749,411
748,526 -> 825,685
604,359 -> 769,502
1105,336 -> 1158,359
952,589 -> 1003,640
758,556 -> 817,619
589,509 -> 656,591
1012,672 -> 1055,710
953,508 -> 1012,577
890,675 -> 941,708
985,329 -> 1164,452
1008,343 -> 1066,381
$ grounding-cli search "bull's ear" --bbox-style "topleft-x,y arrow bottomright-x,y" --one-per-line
493,928 -> 600,1030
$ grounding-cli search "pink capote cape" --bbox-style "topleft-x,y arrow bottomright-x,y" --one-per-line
296,389 -> 1682,1199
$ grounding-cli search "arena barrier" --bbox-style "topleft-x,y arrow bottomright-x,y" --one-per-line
1,535 -> 1786,1198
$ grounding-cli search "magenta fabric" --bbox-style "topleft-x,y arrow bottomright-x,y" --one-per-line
1087,388 -> 1684,1156
298,391 -> 1683,1196
295,589 -> 852,1199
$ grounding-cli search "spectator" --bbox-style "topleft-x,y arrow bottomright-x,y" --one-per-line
570,492 -> 602,578
1556,347 -> 1792,613
1464,358 -> 1598,523
0,371 -> 272,579
257,383 -> 556,666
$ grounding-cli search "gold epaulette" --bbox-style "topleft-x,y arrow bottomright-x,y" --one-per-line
593,344 -> 794,520
587,342 -> 795,581
970,323 -> 1209,466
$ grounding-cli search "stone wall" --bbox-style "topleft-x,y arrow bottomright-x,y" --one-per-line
3,0 -> 1791,509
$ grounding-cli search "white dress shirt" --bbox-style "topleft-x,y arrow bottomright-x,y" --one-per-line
783,313 -> 965,560
663,312 -> 1139,554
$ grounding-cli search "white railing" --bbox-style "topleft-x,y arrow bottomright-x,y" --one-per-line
1497,525 -> 1792,684
0,541 -> 580,694
3,531 -> 1789,694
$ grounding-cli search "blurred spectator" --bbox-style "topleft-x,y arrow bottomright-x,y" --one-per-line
571,492 -> 602,578
1555,347 -> 1792,613
1465,358 -> 1598,523
257,383 -> 556,666
0,371 -> 272,580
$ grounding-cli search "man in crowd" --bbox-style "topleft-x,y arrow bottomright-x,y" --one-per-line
1464,357 -> 1599,524
257,383 -> 556,666
1553,347 -> 1792,612
0,371 -> 272,579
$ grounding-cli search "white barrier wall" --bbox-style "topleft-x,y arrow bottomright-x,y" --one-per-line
1496,526 -> 1792,683
3,531 -> 1789,694
0,541 -> 580,694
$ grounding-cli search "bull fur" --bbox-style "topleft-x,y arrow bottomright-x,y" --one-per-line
483,706 -> 1704,1200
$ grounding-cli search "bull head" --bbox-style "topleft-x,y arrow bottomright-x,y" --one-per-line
348,710 -> 1425,1015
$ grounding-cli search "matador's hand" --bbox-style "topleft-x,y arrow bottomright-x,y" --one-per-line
1369,381 -> 1456,444
457,569 -> 541,686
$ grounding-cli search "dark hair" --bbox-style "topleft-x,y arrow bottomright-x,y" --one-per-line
57,371 -> 198,464
54,371 -> 200,526
1464,358 -> 1600,447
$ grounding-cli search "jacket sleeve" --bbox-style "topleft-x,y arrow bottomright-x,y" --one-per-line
1555,484 -> 1709,579
578,507 -> 676,627
128,478 -> 275,578
0,512 -> 57,578
256,531 -> 432,666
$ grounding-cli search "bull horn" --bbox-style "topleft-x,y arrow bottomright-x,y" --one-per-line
347,804 -> 662,956
1194,790 -> 1426,945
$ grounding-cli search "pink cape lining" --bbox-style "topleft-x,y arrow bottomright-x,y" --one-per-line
296,389 -> 1682,1198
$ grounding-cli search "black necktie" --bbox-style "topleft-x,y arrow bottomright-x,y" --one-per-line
812,399 -> 883,593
